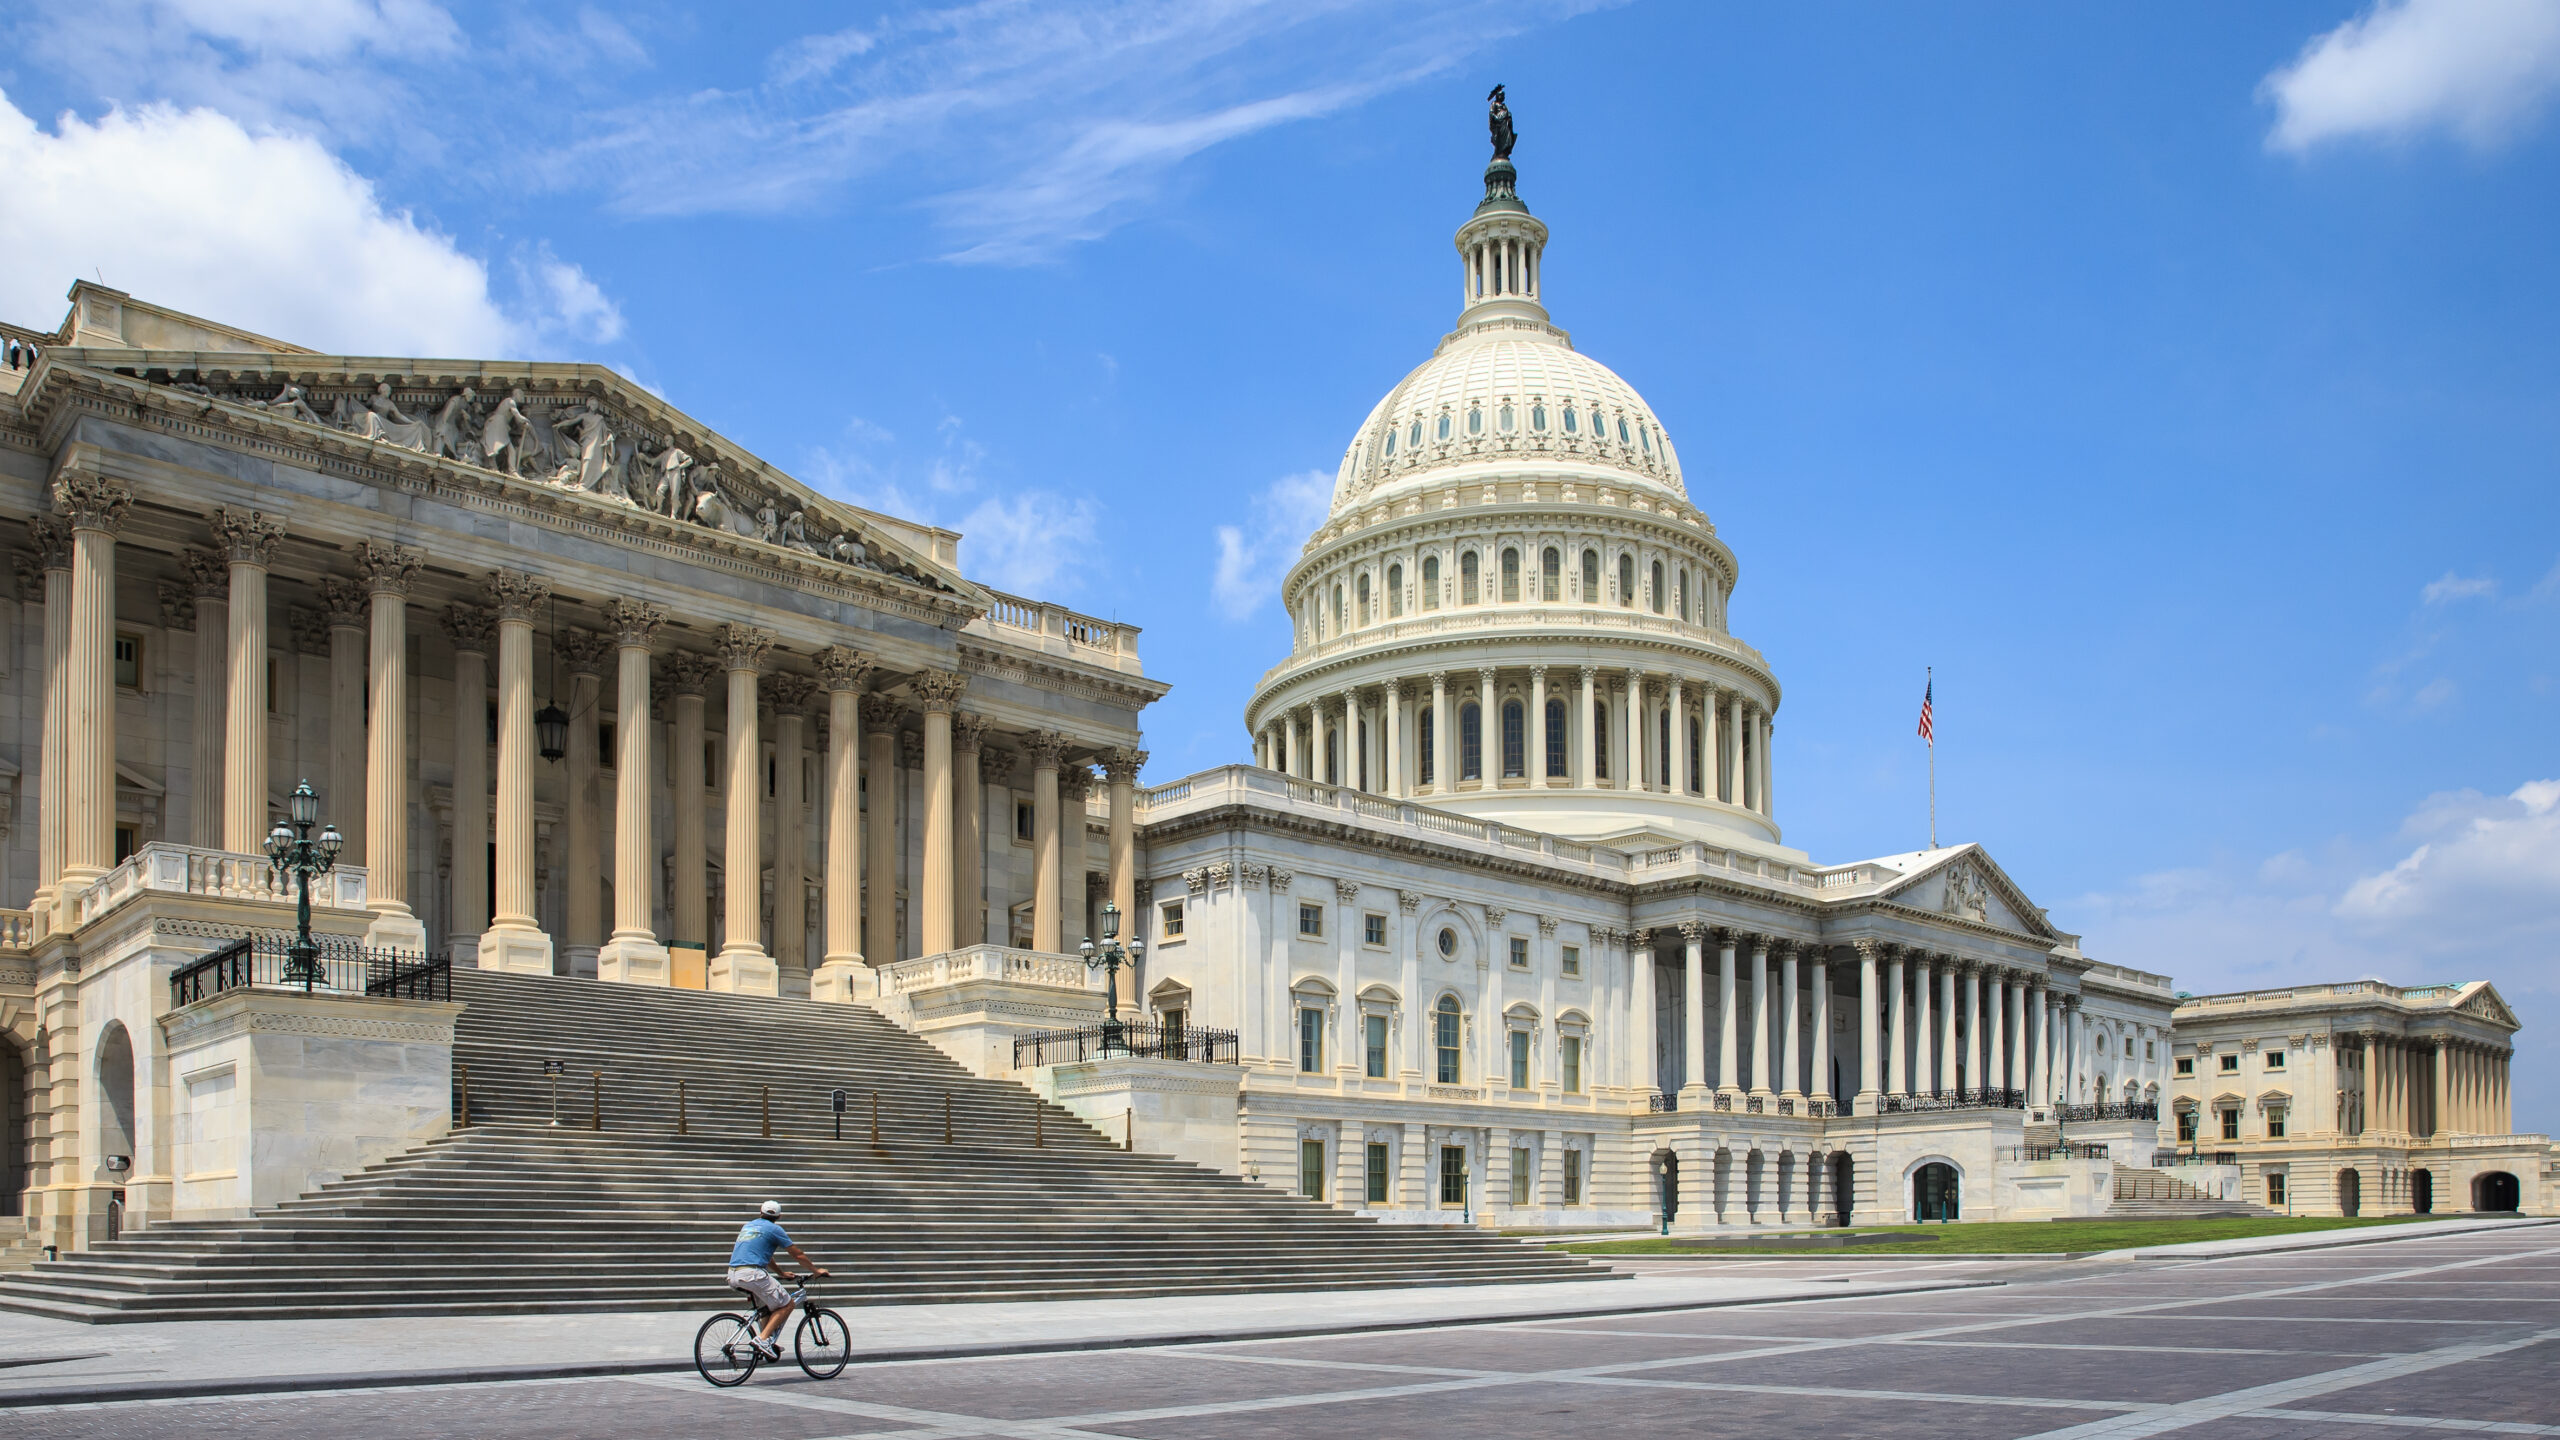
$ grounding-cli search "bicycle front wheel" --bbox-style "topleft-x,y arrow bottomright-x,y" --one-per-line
796,1307 -> 851,1379
695,1312 -> 762,1387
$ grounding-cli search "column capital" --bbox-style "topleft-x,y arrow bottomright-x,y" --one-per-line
664,650 -> 723,697
600,598 -> 665,649
1678,921 -> 1708,944
978,747 -> 1015,785
1098,746 -> 1148,783
1022,729 -> 1071,768
763,671 -> 819,717
441,603 -> 499,654
209,507 -> 285,565
1853,938 -> 1884,963
1529,663 -> 1548,680
813,644 -> 874,692
53,472 -> 133,533
26,514 -> 74,571
856,691 -> 903,728
558,628 -> 614,678
1334,878 -> 1362,904
157,578 -> 196,631
908,667 -> 966,711
314,576 -> 371,630
713,622 -> 776,673
352,540 -> 423,597
288,606 -> 333,655
951,711 -> 990,753
483,569 -> 550,623
1578,664 -> 1597,684
1058,765 -> 1095,802
179,546 -> 231,598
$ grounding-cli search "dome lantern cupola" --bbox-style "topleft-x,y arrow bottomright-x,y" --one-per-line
1454,88 -> 1550,333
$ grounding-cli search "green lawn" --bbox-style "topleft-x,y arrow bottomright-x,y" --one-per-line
1558,1214 -> 2440,1256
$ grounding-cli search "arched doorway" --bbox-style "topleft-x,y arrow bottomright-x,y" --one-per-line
1831,1153 -> 1853,1226
1654,1149 -> 1679,1223
2411,1169 -> 2434,1215
2338,1168 -> 2362,1217
1913,1161 -> 1961,1222
0,1038 -> 24,1217
96,1023 -> 137,1173
2475,1172 -> 2520,1212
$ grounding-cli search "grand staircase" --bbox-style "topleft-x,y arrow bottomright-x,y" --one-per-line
2108,1162 -> 2275,1219
0,970 -> 1613,1322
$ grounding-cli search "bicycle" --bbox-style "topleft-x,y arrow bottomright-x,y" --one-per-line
694,1272 -> 851,1386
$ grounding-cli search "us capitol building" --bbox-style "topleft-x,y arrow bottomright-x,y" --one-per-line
0,109 -> 2545,1254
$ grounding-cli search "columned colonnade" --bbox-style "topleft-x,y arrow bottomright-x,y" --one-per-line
2346,1032 -> 2514,1139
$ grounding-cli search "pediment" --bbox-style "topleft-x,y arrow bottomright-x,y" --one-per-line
2456,982 -> 2520,1030
1876,845 -> 2058,941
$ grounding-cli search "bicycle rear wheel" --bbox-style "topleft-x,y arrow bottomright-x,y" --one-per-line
695,1312 -> 762,1387
796,1307 -> 851,1379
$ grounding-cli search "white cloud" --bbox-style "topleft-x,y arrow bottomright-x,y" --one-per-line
2422,572 -> 2497,605
0,92 -> 620,359
958,491 -> 1099,595
2264,0 -> 2560,152
2337,780 -> 2560,944
1211,469 -> 1333,621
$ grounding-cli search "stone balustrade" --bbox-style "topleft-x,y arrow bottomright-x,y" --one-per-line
965,589 -> 1144,674
71,842 -> 369,930
0,909 -> 33,953
878,943 -> 1097,998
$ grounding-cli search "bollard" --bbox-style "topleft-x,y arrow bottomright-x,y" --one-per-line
762,1085 -> 772,1139
592,1072 -> 602,1131
1035,1100 -> 1043,1148
1126,1106 -> 1134,1152
457,1066 -> 469,1130
678,1079 -> 688,1136
870,1090 -> 880,1147
943,1093 -> 953,1145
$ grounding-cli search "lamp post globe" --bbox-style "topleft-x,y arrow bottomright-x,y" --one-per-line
267,778 -> 342,991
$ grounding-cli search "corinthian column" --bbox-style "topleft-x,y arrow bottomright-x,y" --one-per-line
1855,941 -> 1883,1116
596,600 -> 668,986
442,605 -> 496,964
354,542 -> 425,953
909,670 -> 965,956
1385,681 -> 1405,797
477,571 -> 553,974
1101,745 -> 1146,1004
1748,936 -> 1773,1100
212,507 -> 284,853
182,546 -> 229,850
812,648 -> 874,1001
711,624 -> 777,994
54,475 -> 130,912
859,693 -> 901,966
1780,943 -> 1802,1102
667,652 -> 719,956
1025,731 -> 1068,951
558,628 -> 613,977
1430,672 -> 1451,792
1714,929 -> 1739,1098
953,713 -> 990,946
26,518 -> 70,919
316,576 -> 370,869
766,672 -> 818,976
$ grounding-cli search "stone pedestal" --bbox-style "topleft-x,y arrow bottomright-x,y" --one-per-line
709,951 -> 779,997
362,911 -> 429,955
1033,1057 -> 1242,1175
810,959 -> 877,1004
474,925 -> 554,975
597,937 -> 672,987
867,945 -> 1105,1078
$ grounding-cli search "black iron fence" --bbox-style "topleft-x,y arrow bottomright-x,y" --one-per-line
1646,1092 -> 1679,1113
169,933 -> 450,1009
2152,1148 -> 2238,1168
2055,1100 -> 2159,1123
1012,1019 -> 1239,1068
1882,1087 -> 2026,1114
2005,1142 -> 2111,1161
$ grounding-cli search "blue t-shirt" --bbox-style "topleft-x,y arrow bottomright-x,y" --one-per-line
729,1218 -> 791,1268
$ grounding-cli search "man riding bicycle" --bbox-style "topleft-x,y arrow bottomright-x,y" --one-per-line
726,1200 -> 828,1360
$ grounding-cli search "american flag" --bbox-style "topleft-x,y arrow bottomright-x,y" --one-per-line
1916,677 -> 1934,744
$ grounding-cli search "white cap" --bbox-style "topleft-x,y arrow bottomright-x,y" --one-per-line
759,1200 -> 782,1217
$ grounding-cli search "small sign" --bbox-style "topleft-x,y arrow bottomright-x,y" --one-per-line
830,1088 -> 848,1114
541,1060 -> 567,1077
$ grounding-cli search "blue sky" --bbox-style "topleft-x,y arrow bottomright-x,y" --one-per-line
5,2 -> 2556,1127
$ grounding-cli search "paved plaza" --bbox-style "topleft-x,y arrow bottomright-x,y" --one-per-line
6,1222 -> 2555,1438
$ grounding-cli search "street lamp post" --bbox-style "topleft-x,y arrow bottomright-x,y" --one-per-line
264,778 -> 344,991
1078,901 -> 1147,1056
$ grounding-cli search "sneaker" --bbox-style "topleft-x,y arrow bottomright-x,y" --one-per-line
755,1339 -> 782,1361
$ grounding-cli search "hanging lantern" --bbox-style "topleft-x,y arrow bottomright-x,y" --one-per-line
536,700 -> 569,762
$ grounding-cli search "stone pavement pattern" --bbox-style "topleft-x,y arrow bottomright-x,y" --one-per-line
6,1226 -> 2558,1437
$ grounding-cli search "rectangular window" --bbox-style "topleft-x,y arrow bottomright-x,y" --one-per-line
2219,1054 -> 2240,1073
113,824 -> 137,865
1298,902 -> 1323,937
1460,704 -> 1481,781
1509,1030 -> 1531,1090
1364,1014 -> 1389,1078
113,631 -> 142,689
1509,1147 -> 1532,1206
2267,1172 -> 2287,1207
1300,1139 -> 1325,1201
1439,1146 -> 1467,1207
600,723 -> 617,762
2177,1109 -> 2198,1142
1364,913 -> 1386,947
1561,944 -> 1581,976
1365,1142 -> 1390,1204
1297,1007 -> 1323,1073
1561,1036 -> 1582,1094
1159,901 -> 1184,939
1508,936 -> 1529,970
1435,1005 -> 1462,1084
1563,1149 -> 1584,1204
2267,1109 -> 2287,1139
2264,1050 -> 2286,1070
1016,800 -> 1034,841
2175,1057 -> 2195,1076
2220,1108 -> 2241,1142
2146,1040 -> 2156,1060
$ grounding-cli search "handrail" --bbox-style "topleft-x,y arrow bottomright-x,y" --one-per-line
169,931 -> 447,1008
1012,1020 -> 1240,1068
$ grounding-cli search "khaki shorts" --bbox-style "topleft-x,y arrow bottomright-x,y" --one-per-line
726,1266 -> 790,1310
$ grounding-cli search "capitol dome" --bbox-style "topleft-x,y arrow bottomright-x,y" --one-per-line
1246,146 -> 1791,856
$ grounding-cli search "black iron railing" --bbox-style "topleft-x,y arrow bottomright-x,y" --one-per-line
1882,1087 -> 2025,1114
2055,1100 -> 2159,1123
2005,1142 -> 2111,1161
2152,1148 -> 2238,1168
1646,1092 -> 1679,1112
1012,1019 -> 1239,1068
169,932 -> 449,1009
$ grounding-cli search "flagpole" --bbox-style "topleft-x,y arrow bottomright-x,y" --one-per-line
1926,666 -> 1937,850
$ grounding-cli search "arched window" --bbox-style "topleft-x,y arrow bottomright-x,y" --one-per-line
1657,706 -> 1671,784
1325,727 -> 1339,786
1501,700 -> 1525,778
1497,404 -> 1514,433
1500,548 -> 1520,602
1676,568 -> 1689,621
1581,549 -> 1600,602
1593,700 -> 1610,781
1686,714 -> 1702,793
1436,413 -> 1451,441
1386,563 -> 1404,618
1356,573 -> 1371,625
1459,701 -> 1482,781
1563,405 -> 1579,434
1617,554 -> 1635,607
1410,419 -> 1423,448
1460,551 -> 1480,605
1618,416 -> 1631,443
1545,698 -> 1568,777
1541,547 -> 1560,601
1383,427 -> 1396,457
1333,583 -> 1346,630
1650,560 -> 1665,614
1421,556 -> 1440,610
1466,406 -> 1483,436
1531,403 -> 1547,431
1640,424 -> 1653,454
1417,707 -> 1435,786
1435,996 -> 1463,1084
